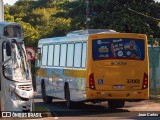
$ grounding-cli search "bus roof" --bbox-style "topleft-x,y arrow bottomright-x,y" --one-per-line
38,29 -> 117,44
39,34 -> 89,44
67,29 -> 116,36
0,22 -> 21,27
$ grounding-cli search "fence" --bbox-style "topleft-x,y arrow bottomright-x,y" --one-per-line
148,46 -> 160,99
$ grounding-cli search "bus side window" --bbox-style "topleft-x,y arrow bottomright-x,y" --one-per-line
42,45 -> 48,66
47,45 -> 54,66
14,26 -> 22,37
53,44 -> 60,66
74,43 -> 82,68
67,44 -> 74,67
36,53 -> 41,67
36,47 -> 41,67
4,28 -> 9,36
60,44 -> 67,67
4,26 -> 22,37
82,43 -> 87,68
4,26 -> 14,37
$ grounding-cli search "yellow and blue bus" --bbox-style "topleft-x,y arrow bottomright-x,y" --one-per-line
35,29 -> 149,109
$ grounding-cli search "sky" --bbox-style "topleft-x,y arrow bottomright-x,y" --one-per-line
155,0 -> 160,2
3,0 -> 19,5
3,0 -> 160,5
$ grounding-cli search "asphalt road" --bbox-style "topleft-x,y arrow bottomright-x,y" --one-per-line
33,93 -> 160,120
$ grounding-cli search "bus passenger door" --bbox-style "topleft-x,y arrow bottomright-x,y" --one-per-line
47,44 -> 55,96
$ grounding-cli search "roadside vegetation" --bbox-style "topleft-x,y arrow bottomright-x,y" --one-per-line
4,0 -> 160,48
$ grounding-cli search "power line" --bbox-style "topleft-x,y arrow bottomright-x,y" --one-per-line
128,8 -> 160,21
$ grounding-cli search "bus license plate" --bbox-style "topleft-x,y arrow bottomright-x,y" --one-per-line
114,85 -> 124,89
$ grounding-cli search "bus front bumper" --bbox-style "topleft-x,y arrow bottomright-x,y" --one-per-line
85,88 -> 149,101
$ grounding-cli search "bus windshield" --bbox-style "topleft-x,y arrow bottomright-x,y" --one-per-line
3,41 -> 31,81
4,25 -> 23,38
92,38 -> 145,61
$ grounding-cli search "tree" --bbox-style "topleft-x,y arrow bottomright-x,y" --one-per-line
4,0 -> 160,49
55,0 -> 86,30
4,5 -> 14,22
15,18 -> 40,48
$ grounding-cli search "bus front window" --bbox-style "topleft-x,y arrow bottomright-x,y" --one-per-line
4,25 -> 23,38
3,41 -> 31,81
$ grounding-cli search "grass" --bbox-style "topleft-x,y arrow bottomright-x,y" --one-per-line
32,106 -> 52,117
33,106 -> 49,112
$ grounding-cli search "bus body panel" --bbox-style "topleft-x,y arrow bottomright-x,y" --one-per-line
85,88 -> 149,100
36,30 -> 149,106
36,67 -> 87,101
86,33 -> 149,100
93,60 -> 148,91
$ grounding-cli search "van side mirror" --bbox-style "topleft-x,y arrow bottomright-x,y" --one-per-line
6,42 -> 11,56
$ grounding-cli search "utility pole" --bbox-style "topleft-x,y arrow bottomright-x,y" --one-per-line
86,0 -> 90,29
0,0 -> 4,22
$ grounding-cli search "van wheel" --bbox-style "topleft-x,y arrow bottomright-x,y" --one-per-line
65,85 -> 74,109
41,82 -> 52,103
108,100 -> 125,109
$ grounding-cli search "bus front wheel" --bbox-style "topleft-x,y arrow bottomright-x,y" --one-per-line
41,82 -> 52,104
108,100 -> 125,109
65,85 -> 74,109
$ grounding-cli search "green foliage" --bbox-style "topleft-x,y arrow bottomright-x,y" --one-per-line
4,5 -> 15,22
55,0 -> 86,30
4,0 -> 160,48
17,20 -> 40,48
88,0 -> 155,35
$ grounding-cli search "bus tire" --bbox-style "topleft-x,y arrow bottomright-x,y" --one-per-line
108,100 -> 125,109
41,81 -> 52,104
65,85 -> 74,109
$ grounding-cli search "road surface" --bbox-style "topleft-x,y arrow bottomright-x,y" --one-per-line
33,93 -> 160,120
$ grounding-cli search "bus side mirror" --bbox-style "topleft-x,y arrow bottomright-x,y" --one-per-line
6,42 -> 11,56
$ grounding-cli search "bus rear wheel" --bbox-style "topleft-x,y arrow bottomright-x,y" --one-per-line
65,85 -> 74,109
41,82 -> 52,104
108,100 -> 125,109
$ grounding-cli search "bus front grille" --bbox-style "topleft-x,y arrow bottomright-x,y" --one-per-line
18,84 -> 33,91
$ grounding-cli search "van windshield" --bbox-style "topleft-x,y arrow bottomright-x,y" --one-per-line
92,38 -> 145,61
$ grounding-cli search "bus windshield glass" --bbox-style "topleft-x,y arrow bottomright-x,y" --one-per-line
3,42 -> 31,81
3,25 -> 22,38
92,38 -> 145,61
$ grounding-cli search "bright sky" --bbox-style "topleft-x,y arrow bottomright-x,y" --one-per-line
3,0 -> 19,5
155,0 -> 160,2
3,0 -> 160,5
